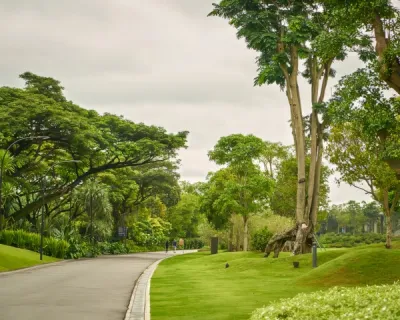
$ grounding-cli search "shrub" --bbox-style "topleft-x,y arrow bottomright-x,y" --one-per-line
184,238 -> 205,249
0,229 -> 70,258
67,239 -> 89,259
250,283 -> 400,320
319,232 -> 386,248
251,227 -> 273,252
1,230 -> 14,246
26,233 -> 41,252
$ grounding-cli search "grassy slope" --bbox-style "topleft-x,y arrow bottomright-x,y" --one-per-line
151,241 -> 400,320
0,244 -> 59,272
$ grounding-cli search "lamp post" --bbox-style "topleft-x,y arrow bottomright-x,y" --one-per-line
0,136 -> 50,230
39,160 -> 80,260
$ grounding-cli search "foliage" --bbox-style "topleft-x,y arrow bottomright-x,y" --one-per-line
327,67 -> 400,161
270,156 -> 330,217
0,229 -> 68,258
167,193 -> 202,238
250,283 -> 400,320
326,67 -> 400,247
0,72 -> 188,222
182,238 -> 205,249
66,238 -> 90,259
251,227 -> 273,251
319,232 -> 386,248
202,134 -> 272,230
126,216 -> 171,247
98,241 -> 129,255
322,0 -> 400,94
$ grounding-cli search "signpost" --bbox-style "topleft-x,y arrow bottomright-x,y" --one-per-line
118,226 -> 128,237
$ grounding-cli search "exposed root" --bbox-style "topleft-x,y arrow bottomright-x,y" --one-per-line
264,225 -> 313,258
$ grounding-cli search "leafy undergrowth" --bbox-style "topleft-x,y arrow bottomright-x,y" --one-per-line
0,244 -> 58,272
250,283 -> 400,320
151,241 -> 400,320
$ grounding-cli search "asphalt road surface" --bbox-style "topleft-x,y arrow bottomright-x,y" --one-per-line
0,252 -> 172,320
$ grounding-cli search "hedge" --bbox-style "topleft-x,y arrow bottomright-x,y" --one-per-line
0,229 -> 69,259
319,232 -> 386,248
251,283 -> 400,320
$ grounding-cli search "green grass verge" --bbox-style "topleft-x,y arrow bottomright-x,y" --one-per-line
151,241 -> 400,320
0,244 -> 59,272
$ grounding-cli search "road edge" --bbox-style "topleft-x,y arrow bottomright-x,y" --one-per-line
125,250 -> 197,320
0,259 -> 73,277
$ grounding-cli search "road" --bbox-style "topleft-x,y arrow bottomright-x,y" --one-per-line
0,252 -> 173,320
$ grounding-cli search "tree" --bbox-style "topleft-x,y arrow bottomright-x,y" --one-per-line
202,134 -> 272,251
167,192 -> 202,239
0,73 -> 188,223
323,0 -> 400,94
327,69 -> 400,247
73,179 -> 113,244
260,141 -> 290,178
209,1 -> 365,255
362,201 -> 382,232
270,156 -> 330,218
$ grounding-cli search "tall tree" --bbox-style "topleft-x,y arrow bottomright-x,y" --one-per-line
270,156 -> 330,218
209,1 -> 364,255
202,134 -> 272,251
0,73 -> 188,224
323,0 -> 400,94
260,141 -> 290,178
327,68 -> 400,247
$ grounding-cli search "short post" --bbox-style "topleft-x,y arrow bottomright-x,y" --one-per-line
211,237 -> 218,255
312,239 -> 317,268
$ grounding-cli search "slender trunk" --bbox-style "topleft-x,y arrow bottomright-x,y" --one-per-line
243,216 -> 249,252
269,161 -> 273,179
236,220 -> 240,251
228,222 -> 234,252
385,213 -> 392,249
383,189 -> 391,248
311,134 -> 323,227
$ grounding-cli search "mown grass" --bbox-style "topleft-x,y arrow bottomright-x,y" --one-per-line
0,244 -> 59,272
151,240 -> 400,320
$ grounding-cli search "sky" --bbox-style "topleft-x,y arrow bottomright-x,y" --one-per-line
0,0 -> 378,204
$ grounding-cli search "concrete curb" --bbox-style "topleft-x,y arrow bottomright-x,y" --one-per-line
124,250 -> 197,320
124,259 -> 163,320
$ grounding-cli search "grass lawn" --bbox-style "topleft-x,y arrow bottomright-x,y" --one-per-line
151,241 -> 400,320
0,244 -> 59,272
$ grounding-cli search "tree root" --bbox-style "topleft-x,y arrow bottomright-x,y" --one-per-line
264,225 -> 313,258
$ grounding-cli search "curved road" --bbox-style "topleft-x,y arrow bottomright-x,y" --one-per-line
0,252 -> 173,320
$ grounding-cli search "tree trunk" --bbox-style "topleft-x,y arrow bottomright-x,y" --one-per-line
236,225 -> 240,251
372,14 -> 400,95
243,216 -> 249,252
385,213 -> 392,249
228,222 -> 234,252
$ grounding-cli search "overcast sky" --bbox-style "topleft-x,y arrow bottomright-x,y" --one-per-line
0,0 -> 377,204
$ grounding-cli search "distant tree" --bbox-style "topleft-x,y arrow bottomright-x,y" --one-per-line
201,134 -> 272,251
327,68 -> 400,247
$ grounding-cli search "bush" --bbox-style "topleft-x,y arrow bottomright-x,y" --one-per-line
66,238 -> 89,259
0,229 -> 69,259
319,232 -> 386,248
1,230 -> 15,246
250,283 -> 400,320
99,241 -> 129,255
184,238 -> 204,249
251,227 -> 273,252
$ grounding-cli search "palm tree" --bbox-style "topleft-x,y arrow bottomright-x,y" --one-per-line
74,179 -> 113,245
